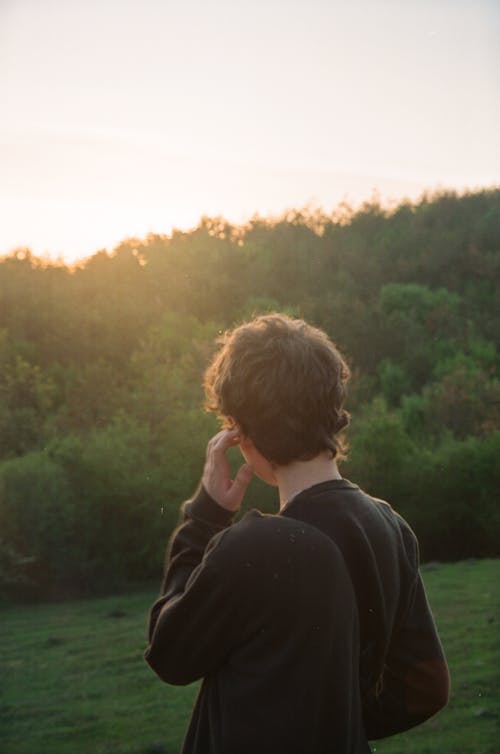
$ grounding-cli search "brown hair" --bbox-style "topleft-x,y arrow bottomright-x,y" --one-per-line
204,313 -> 351,465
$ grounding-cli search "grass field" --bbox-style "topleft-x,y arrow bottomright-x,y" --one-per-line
1,559 -> 498,754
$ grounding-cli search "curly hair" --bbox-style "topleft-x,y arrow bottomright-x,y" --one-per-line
204,314 -> 351,465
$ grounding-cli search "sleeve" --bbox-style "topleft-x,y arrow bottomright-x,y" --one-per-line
144,485 -> 241,686
363,531 -> 450,740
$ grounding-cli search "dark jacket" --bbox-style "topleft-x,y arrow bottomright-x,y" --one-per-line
145,479 -> 449,753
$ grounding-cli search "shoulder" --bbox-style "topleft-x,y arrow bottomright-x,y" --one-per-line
209,509 -> 350,579
365,492 -> 420,570
352,485 -> 418,540
322,481 -> 420,572
237,508 -> 342,548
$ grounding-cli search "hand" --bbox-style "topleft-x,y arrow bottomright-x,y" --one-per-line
202,429 -> 253,512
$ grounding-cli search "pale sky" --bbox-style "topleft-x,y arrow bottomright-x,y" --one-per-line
1,0 -> 499,262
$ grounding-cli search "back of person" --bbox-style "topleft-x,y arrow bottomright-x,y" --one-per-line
281,477 -> 448,740
282,479 -> 414,687
180,510 -> 368,754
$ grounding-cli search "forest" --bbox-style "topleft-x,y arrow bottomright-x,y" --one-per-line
0,188 -> 498,600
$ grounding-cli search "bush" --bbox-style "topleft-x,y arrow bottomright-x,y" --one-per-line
344,397 -> 417,504
0,451 -> 78,598
402,432 -> 500,561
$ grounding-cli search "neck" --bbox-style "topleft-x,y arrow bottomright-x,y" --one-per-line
275,452 -> 342,510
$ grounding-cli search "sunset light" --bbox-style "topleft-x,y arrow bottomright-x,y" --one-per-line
1,0 -> 499,262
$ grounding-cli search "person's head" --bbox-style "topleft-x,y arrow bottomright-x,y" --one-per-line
204,313 -> 351,470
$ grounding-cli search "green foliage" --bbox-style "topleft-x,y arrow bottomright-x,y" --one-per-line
0,188 -> 498,597
379,283 -> 462,325
0,451 -> 77,596
46,412 -> 213,593
0,336 -> 55,457
377,359 -> 412,407
127,312 -> 218,428
345,397 -> 417,503
403,432 -> 500,561
237,295 -> 283,320
422,364 -> 499,440
0,537 -> 35,594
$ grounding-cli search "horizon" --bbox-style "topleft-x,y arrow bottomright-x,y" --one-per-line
3,184 -> 498,269
1,0 -> 499,263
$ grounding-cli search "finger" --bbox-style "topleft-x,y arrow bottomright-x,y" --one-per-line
206,430 -> 227,456
208,430 -> 226,446
233,463 -> 253,488
212,428 -> 241,454
226,464 -> 254,506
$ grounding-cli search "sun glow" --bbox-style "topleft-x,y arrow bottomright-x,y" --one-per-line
1,0 -> 499,263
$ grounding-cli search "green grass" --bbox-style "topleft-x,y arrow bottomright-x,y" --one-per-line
1,560 -> 498,754
372,559 -> 499,754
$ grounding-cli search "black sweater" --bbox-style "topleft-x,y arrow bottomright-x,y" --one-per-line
145,479 -> 449,754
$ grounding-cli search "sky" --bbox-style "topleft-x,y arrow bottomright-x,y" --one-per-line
1,0 -> 499,262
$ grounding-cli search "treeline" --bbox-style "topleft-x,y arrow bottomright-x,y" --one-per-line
0,188 -> 498,599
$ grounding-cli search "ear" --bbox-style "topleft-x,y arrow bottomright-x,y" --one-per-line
227,416 -> 246,438
238,432 -> 255,452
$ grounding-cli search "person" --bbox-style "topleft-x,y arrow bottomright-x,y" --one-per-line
144,313 -> 450,754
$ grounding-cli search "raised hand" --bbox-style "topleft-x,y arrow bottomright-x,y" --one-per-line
201,429 -> 254,512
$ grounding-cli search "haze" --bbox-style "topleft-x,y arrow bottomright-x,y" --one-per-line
1,0 -> 499,262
